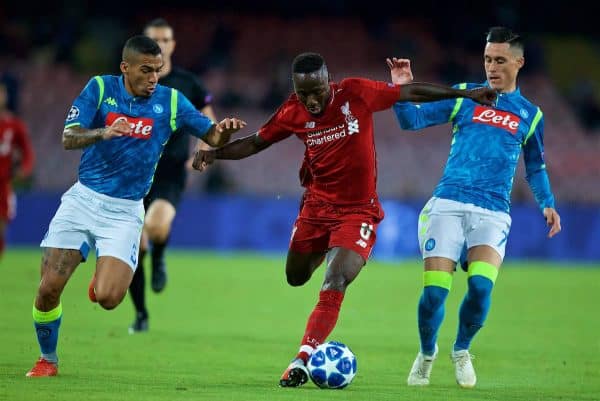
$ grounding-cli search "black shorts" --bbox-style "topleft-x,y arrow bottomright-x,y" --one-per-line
144,179 -> 185,210
144,157 -> 186,210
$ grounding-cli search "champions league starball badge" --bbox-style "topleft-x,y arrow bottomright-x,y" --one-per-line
66,106 -> 80,121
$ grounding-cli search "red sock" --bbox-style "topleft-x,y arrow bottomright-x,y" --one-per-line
296,289 -> 345,363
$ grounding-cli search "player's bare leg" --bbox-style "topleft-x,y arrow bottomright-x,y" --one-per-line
93,257 -> 134,310
284,250 -> 327,286
280,249 -> 327,386
280,248 -> 364,387
27,248 -> 82,377
144,199 -> 175,293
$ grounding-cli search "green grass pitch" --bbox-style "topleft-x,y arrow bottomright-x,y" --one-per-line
1,247 -> 599,401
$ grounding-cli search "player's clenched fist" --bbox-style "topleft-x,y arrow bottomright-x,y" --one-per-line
192,149 -> 216,172
465,87 -> 497,106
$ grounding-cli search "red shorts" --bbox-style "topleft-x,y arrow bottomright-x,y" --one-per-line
289,196 -> 384,261
0,182 -> 15,221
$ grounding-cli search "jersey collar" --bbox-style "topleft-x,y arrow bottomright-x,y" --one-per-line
483,80 -> 521,97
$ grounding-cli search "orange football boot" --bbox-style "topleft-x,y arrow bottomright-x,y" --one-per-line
279,358 -> 309,387
26,357 -> 58,377
88,274 -> 97,303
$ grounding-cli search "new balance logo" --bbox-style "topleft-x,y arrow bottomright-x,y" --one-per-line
356,239 -> 368,248
104,97 -> 118,107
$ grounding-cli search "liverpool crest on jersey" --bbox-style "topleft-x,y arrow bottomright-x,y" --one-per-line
341,101 -> 359,135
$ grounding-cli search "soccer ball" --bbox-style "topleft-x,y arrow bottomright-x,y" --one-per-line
307,341 -> 357,389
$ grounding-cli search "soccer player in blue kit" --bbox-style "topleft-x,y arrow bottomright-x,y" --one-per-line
389,27 -> 562,388
26,35 -> 245,377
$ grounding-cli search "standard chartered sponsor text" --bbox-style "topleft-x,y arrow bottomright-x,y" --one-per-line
306,124 -> 347,146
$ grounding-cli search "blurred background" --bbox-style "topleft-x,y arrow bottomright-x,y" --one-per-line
2,0 -> 599,261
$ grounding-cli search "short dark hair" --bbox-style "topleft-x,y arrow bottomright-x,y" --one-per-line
144,18 -> 171,32
122,35 -> 161,60
486,26 -> 524,52
292,52 -> 326,74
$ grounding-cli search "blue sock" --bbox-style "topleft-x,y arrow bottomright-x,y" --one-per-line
418,271 -> 452,356
33,303 -> 62,364
454,261 -> 497,351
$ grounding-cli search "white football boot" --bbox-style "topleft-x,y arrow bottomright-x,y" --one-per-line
407,344 -> 438,386
451,349 -> 477,388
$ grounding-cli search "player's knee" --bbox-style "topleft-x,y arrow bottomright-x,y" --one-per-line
96,288 -> 127,310
145,221 -> 169,243
286,272 -> 310,287
467,275 -> 493,300
421,286 -> 449,311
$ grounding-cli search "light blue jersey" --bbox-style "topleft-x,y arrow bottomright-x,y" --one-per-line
64,75 -> 214,200
393,82 -> 555,213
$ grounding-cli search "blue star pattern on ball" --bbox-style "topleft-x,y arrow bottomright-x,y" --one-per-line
307,341 -> 357,389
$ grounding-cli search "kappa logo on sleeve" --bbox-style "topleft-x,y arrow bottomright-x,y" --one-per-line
106,112 -> 154,139
472,106 -> 520,134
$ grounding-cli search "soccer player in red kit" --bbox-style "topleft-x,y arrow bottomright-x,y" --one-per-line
0,80 -> 34,259
192,53 -> 496,387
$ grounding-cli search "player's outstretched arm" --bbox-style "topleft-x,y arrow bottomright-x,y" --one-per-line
192,133 -> 271,172
399,83 -> 497,106
203,118 -> 247,147
62,119 -> 132,149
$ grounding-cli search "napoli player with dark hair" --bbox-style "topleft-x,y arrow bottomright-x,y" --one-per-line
192,51 -> 497,387
389,27 -> 561,388
126,18 -> 219,334
25,35 -> 245,377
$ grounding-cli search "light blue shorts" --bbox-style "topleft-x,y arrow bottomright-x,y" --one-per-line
40,182 -> 145,270
418,197 -> 512,262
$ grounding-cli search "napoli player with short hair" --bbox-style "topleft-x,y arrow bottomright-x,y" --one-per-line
25,35 -> 245,377
192,52 -> 497,387
390,27 -> 562,388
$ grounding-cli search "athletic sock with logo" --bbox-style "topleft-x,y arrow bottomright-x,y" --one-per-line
33,303 -> 62,364
295,290 -> 344,363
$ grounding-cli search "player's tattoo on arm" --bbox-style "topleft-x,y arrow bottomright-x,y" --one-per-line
62,126 -> 106,150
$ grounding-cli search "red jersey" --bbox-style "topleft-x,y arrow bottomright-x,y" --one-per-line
0,112 -> 34,183
259,78 -> 401,205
